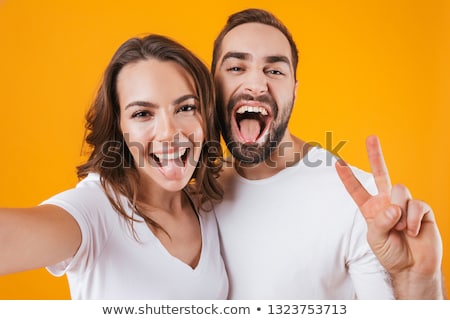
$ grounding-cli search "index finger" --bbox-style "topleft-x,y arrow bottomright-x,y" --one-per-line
335,159 -> 372,208
366,135 -> 392,194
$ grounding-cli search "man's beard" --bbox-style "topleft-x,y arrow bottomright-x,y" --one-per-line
218,93 -> 294,165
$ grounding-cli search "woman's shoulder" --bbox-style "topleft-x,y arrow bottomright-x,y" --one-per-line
41,172 -> 111,212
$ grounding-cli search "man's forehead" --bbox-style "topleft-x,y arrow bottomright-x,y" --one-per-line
220,23 -> 292,62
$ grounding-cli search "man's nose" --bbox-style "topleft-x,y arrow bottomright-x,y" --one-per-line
243,70 -> 268,96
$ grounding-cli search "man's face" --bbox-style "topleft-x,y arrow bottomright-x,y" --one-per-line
214,22 -> 297,164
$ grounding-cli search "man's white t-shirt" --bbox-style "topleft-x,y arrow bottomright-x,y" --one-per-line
214,147 -> 394,299
42,173 -> 228,299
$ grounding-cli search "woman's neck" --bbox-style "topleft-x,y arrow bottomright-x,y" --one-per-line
136,178 -> 187,217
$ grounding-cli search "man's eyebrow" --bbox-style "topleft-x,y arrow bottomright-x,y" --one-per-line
265,55 -> 290,65
221,51 -> 291,66
221,51 -> 250,62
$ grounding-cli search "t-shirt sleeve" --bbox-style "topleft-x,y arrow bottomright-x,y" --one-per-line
40,178 -> 114,277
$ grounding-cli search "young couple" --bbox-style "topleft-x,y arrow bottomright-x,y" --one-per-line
0,8 -> 444,299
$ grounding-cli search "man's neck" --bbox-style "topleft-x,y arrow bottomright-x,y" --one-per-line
234,132 -> 311,180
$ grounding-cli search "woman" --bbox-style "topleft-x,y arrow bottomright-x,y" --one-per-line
0,34 -> 228,299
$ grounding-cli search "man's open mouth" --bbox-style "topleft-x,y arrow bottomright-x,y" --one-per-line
233,104 -> 272,143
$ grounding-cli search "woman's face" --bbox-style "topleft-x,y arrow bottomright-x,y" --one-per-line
117,59 -> 204,192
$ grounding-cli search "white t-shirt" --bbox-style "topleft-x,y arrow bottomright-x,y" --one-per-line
42,173 -> 228,299
214,147 -> 394,299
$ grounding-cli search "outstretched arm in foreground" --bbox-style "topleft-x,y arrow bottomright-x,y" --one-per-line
335,135 -> 445,299
0,205 -> 81,275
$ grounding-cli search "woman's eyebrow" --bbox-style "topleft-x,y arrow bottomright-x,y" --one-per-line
124,101 -> 157,110
173,94 -> 199,105
124,94 -> 198,110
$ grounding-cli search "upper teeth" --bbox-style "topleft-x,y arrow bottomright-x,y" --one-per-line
236,105 -> 268,116
153,148 -> 187,160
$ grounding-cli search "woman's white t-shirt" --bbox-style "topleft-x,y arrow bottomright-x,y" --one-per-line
42,173 -> 228,300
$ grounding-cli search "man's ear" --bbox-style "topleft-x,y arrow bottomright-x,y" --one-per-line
293,80 -> 299,102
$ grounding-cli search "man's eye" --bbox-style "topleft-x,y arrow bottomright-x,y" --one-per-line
227,66 -> 243,72
267,69 -> 283,75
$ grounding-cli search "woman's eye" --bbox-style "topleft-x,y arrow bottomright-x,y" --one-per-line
178,104 -> 197,113
132,110 -> 152,118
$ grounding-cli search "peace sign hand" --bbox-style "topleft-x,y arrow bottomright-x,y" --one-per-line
335,135 -> 443,299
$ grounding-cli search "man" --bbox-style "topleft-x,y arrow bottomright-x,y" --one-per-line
211,8 -> 444,299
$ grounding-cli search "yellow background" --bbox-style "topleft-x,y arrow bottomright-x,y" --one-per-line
0,0 -> 448,299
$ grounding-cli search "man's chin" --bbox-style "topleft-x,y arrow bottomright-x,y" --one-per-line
228,141 -> 267,164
